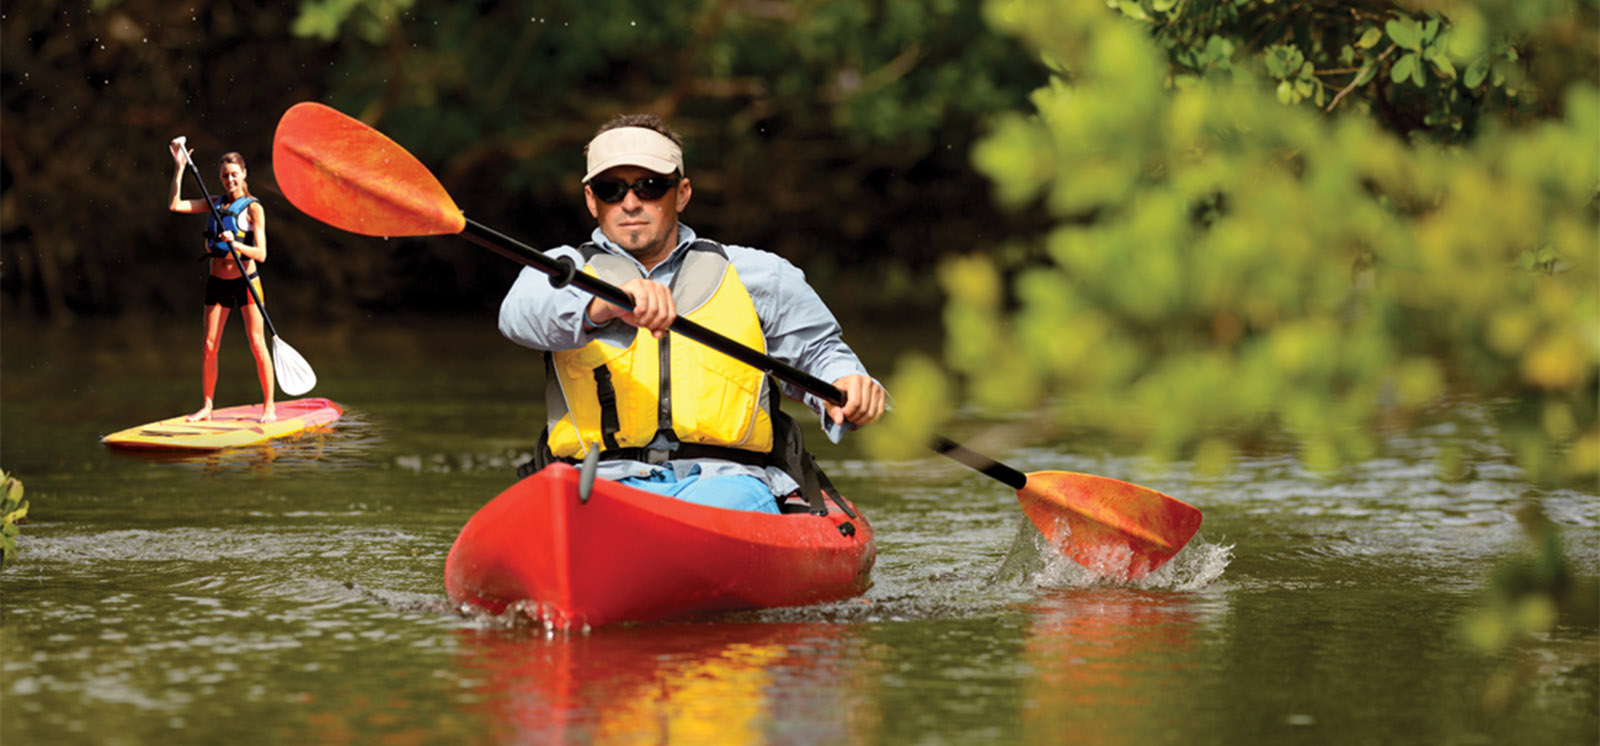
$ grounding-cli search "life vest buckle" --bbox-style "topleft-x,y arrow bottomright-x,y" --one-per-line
644,447 -> 672,465
644,430 -> 679,465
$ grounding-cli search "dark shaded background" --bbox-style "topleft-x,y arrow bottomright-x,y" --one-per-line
1,1 -> 1047,323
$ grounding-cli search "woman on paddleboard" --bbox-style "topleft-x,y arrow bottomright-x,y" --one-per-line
168,139 -> 276,424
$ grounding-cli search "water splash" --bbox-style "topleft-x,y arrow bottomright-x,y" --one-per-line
453,598 -> 595,636
993,514 -> 1232,591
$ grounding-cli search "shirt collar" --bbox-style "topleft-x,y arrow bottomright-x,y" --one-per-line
588,224 -> 699,273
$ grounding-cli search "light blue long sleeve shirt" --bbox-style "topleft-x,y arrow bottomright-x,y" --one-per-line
497,223 -> 875,493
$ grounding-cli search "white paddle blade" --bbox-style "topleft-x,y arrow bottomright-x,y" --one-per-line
273,338 -> 317,395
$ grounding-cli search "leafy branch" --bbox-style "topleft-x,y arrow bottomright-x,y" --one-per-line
2,471 -> 27,570
1327,43 -> 1396,112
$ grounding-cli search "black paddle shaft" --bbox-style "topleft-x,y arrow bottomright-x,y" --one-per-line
182,154 -> 279,340
459,217 -> 1031,490
931,436 -> 1028,489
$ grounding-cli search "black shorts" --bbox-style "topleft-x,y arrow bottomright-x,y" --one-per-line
203,273 -> 259,309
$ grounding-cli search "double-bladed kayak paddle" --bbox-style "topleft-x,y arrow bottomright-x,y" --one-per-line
270,102 -> 1202,580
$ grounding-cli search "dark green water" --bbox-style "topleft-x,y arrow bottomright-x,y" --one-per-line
3,316 -> 1596,745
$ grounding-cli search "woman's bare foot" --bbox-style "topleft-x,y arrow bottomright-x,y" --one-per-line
186,405 -> 213,422
260,405 -> 277,424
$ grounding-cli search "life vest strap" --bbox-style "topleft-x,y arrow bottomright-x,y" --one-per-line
592,366 -> 622,451
516,408 -> 856,520
593,442 -> 768,468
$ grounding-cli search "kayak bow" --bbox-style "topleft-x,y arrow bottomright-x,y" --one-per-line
444,464 -> 876,628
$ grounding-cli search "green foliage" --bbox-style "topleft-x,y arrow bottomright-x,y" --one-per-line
2,470 -> 27,570
860,354 -> 955,461
881,0 -> 1599,486
1462,502 -> 1600,709
282,0 -> 1044,276
1136,0 -> 1596,141
293,0 -> 416,44
3,1 -> 1042,319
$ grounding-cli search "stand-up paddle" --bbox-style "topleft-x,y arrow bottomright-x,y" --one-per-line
177,138 -> 316,396
270,102 -> 1202,580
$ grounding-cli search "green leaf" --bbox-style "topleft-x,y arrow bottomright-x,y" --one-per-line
1204,34 -> 1235,62
1386,19 -> 1421,51
1465,57 -> 1489,87
291,3 -> 343,42
1410,56 -> 1427,87
1264,45 -> 1290,76
1277,79 -> 1294,104
1116,0 -> 1149,20
1390,53 -> 1416,84
1357,27 -> 1384,49
1429,51 -> 1457,80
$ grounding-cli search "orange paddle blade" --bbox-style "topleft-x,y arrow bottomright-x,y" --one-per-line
1017,472 -> 1203,581
272,102 -> 466,237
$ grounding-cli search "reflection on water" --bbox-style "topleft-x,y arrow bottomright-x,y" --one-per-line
103,411 -> 384,476
458,622 -> 872,745
1021,588 -> 1216,744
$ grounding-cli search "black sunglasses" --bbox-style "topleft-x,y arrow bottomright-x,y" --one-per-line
588,175 -> 680,203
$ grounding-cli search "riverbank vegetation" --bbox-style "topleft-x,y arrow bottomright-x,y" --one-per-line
856,0 -> 1597,676
866,0 -> 1596,493
1,471 -> 27,570
1,0 -> 1045,320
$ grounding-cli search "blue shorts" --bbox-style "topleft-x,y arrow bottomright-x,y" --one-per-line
619,467 -> 779,514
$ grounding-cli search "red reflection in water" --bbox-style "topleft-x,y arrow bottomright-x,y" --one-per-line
456,622 -> 871,745
1022,589 -> 1205,740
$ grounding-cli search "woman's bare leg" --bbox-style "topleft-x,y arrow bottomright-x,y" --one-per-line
242,302 -> 276,423
188,304 -> 229,421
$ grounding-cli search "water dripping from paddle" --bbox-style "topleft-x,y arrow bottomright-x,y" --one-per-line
994,513 -> 1233,591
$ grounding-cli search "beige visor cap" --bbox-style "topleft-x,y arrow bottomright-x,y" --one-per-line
583,127 -> 684,183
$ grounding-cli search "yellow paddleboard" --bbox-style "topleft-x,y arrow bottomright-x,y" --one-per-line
102,398 -> 342,451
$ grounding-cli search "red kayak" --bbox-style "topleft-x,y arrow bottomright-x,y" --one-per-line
444,464 -> 876,628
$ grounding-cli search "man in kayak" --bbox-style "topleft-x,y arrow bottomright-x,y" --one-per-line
499,114 -> 887,513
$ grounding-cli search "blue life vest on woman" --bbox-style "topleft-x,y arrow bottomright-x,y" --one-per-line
204,196 -> 258,256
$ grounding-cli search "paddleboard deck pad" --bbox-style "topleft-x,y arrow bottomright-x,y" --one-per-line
102,398 -> 342,451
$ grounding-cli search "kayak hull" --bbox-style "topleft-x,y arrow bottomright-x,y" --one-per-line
101,398 -> 342,451
444,464 -> 876,628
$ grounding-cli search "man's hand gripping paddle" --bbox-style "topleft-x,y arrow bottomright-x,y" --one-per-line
270,102 -> 1202,580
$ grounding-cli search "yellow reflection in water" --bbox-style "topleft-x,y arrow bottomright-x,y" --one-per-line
595,642 -> 788,745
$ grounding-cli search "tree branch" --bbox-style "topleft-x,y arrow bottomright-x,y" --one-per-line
1327,43 -> 1396,112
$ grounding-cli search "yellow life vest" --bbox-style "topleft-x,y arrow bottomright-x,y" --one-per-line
545,241 -> 774,461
